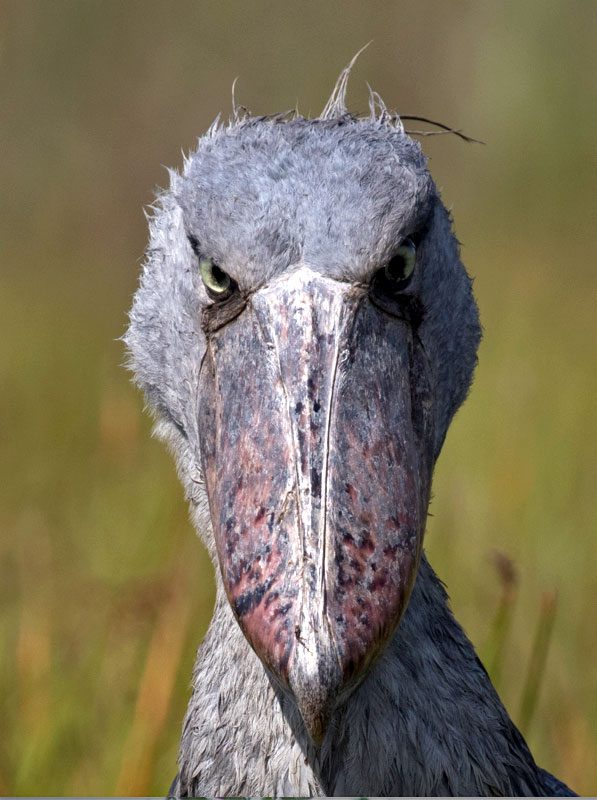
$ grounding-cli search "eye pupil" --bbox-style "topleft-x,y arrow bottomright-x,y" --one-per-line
210,264 -> 229,287
386,253 -> 408,281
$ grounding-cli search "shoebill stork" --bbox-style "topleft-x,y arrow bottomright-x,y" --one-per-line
125,72 -> 575,796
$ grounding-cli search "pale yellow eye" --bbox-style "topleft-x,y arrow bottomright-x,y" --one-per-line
385,238 -> 417,284
200,259 -> 231,295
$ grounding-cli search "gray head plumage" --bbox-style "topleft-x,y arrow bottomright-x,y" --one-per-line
126,82 -> 481,457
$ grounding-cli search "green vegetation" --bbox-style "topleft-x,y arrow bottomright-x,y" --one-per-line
1,1 -> 595,794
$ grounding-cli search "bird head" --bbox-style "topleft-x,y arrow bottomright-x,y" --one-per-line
126,85 -> 481,745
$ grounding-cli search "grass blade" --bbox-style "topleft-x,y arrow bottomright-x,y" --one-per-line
519,590 -> 558,735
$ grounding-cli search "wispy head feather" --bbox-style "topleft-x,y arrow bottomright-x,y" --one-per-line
321,43 -> 371,119
208,51 -> 481,147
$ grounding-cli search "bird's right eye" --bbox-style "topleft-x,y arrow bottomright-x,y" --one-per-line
199,258 -> 235,300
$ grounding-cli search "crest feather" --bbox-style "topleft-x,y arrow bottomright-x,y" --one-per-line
320,43 -> 371,119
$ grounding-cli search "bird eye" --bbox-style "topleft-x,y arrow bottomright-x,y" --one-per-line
384,238 -> 417,287
199,258 -> 234,299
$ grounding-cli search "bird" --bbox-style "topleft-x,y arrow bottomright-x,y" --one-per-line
125,63 -> 576,797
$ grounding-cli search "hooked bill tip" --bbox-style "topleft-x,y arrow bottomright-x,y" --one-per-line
288,631 -> 343,746
291,677 -> 333,747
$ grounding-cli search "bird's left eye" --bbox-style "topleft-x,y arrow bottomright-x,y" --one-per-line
199,259 -> 234,299
384,238 -> 417,287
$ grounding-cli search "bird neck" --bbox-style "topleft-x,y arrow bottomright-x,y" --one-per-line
178,554 -> 545,797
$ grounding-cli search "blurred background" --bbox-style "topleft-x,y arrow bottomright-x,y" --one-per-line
1,0 -> 595,794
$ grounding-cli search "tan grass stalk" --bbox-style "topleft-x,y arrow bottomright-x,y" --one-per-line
482,550 -> 518,690
114,578 -> 193,794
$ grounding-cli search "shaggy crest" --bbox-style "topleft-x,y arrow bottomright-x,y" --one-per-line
217,46 -> 481,144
